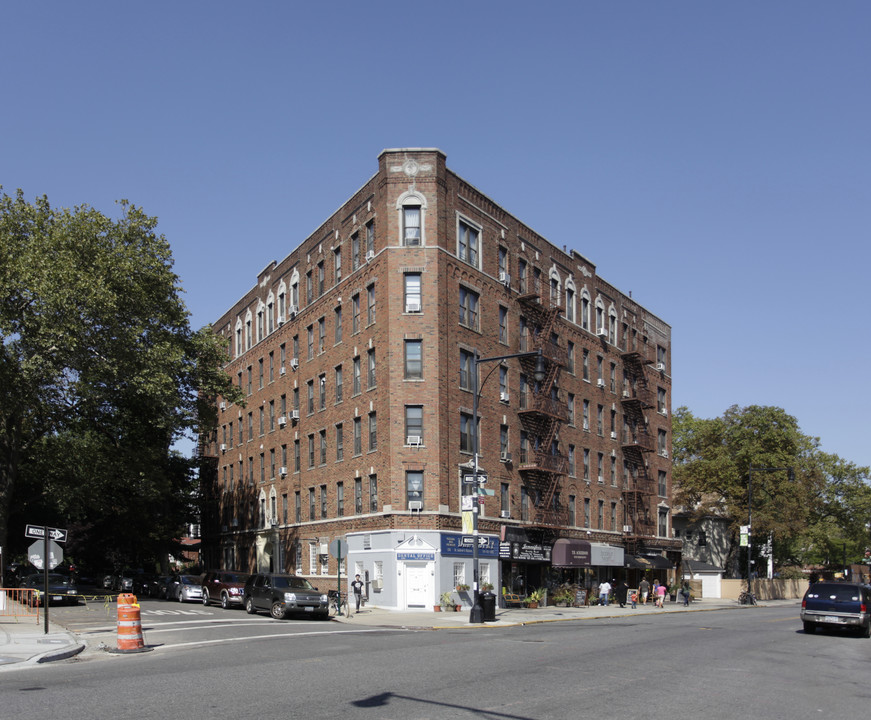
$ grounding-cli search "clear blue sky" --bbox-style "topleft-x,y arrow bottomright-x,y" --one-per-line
3,2 -> 869,469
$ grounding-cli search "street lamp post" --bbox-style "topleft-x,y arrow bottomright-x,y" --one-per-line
469,348 -> 546,623
746,465 -> 794,595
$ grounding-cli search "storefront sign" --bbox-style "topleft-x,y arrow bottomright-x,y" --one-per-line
397,552 -> 435,561
552,538 -> 592,567
441,533 -> 499,558
499,541 -> 552,562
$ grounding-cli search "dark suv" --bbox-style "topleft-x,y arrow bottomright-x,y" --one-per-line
243,573 -> 329,620
801,582 -> 871,637
202,570 -> 250,609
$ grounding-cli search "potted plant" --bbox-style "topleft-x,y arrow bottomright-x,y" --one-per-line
440,591 -> 454,611
551,588 -> 574,607
481,582 -> 494,593
525,587 -> 545,609
456,583 -> 470,592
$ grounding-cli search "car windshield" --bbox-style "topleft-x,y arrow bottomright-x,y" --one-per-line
180,576 -> 198,585
806,584 -> 862,602
47,574 -> 73,585
224,573 -> 247,583
273,576 -> 315,591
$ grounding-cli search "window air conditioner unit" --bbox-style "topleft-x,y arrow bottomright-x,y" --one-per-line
597,328 -> 608,337
219,401 -> 226,411
289,409 -> 300,421
662,450 -> 669,459
220,444 -> 227,453
500,391 -> 510,403
623,525 -> 633,533
661,409 -> 668,417
372,578 -> 383,591
622,390 -> 631,398
405,301 -> 421,313
290,358 -> 299,371
655,363 -> 665,372
279,366 -> 286,376
277,416 -> 287,427
500,451 -> 512,463
408,501 -> 423,512
365,250 -> 375,262
406,435 -> 422,447
597,379 -> 605,388
318,538 -> 329,554
498,271 -> 509,284
610,431 -> 617,440
279,466 -> 288,477
500,511 -> 511,518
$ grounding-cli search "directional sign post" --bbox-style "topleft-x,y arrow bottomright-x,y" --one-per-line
25,524 -> 68,635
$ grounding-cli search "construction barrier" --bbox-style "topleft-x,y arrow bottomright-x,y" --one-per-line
0,588 -> 40,622
115,593 -> 147,652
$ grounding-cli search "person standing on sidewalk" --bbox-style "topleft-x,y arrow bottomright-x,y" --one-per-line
639,577 -> 650,605
351,574 -> 364,612
598,579 -> 612,606
680,580 -> 691,606
616,580 -> 629,608
655,581 -> 667,608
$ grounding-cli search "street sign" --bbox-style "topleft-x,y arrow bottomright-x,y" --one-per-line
329,538 -> 349,559
479,488 -> 495,496
462,474 -> 487,485
28,539 -> 63,570
25,525 -> 68,543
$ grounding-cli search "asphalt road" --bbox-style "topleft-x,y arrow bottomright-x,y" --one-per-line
2,604 -> 868,719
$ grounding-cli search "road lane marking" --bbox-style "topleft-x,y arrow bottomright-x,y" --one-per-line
150,627 -> 409,651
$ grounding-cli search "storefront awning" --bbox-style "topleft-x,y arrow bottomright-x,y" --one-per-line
552,539 -> 591,567
552,540 -> 625,568
625,554 -> 673,570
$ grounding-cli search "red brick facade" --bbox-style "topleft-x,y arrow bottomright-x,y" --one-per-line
201,148 -> 676,585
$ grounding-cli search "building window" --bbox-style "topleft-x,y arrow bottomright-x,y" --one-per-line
353,356 -> 361,395
355,478 -> 362,514
405,340 -> 422,379
352,293 -> 360,334
366,220 -> 375,256
403,205 -> 421,245
318,317 -> 325,354
460,412 -> 475,454
351,232 -> 360,271
658,508 -> 669,537
658,470 -> 667,497
583,497 -> 590,527
319,429 -> 327,465
307,380 -> 314,415
459,349 -> 474,391
367,284 -> 376,325
581,290 -> 590,330
337,482 -> 344,517
405,405 -> 423,443
565,287 -> 575,323
567,341 -> 575,374
406,470 -> 423,509
611,502 -> 617,531
521,487 -> 529,521
353,417 -> 361,456
307,434 -> 315,468
458,286 -> 479,330
498,305 -> 508,344
308,488 -> 315,521
334,305 -> 342,344
457,218 -> 480,268
501,482 -> 510,517
658,429 -> 668,456
335,365 -> 343,403
307,325 -> 314,360
567,393 -> 575,426
568,445 -> 576,477
597,499 -> 604,530
367,348 -> 376,389
319,374 -> 326,410
336,423 -> 344,461
294,439 -> 300,472
404,272 -> 422,312
583,448 -> 590,482
582,400 -> 590,431
334,247 -> 342,285
320,485 -> 327,519
369,474 -> 378,512
368,412 -> 377,452
597,452 -> 604,483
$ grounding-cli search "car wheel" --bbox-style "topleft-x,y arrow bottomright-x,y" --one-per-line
202,590 -> 210,606
270,602 -> 286,620
245,597 -> 257,615
178,589 -> 185,602
221,593 -> 230,610
316,612 -> 330,621
803,621 -> 816,634
862,621 -> 871,639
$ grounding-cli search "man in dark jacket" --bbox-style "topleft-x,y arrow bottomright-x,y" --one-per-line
615,579 -> 629,608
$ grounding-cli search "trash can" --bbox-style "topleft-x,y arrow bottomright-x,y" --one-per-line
481,591 -> 496,622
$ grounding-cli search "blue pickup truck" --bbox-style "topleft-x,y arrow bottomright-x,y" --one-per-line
801,582 -> 871,637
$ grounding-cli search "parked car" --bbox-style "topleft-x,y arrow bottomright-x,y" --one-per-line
202,570 -> 250,609
156,575 -> 177,599
801,581 -> 871,637
170,574 -> 204,603
243,573 -> 329,620
20,573 -> 80,606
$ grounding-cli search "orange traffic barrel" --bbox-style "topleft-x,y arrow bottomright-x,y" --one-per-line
115,593 -> 149,653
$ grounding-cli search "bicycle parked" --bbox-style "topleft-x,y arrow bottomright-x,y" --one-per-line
328,589 -> 347,617
738,589 -> 757,605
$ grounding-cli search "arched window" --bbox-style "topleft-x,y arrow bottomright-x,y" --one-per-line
396,191 -> 427,247
580,288 -> 591,331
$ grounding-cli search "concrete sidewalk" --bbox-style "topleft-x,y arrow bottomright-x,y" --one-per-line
0,597 -> 799,669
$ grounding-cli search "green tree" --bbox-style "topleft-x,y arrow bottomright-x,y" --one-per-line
0,189 -> 240,569
673,404 -> 820,574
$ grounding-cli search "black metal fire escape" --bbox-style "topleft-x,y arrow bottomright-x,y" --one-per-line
515,276 -> 568,526
620,349 -> 656,554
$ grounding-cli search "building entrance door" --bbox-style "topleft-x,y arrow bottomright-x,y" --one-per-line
404,562 -> 431,608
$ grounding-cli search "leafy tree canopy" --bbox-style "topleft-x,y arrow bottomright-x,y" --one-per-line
673,404 -> 870,572
0,189 -> 241,570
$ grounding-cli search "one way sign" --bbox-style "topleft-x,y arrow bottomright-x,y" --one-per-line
25,524 -> 68,543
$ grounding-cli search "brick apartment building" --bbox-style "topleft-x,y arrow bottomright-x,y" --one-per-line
200,148 -> 679,610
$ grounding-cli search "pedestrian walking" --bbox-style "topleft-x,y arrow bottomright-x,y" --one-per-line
351,574 -> 364,611
630,590 -> 638,609
655,581 -> 667,608
616,580 -> 629,608
598,579 -> 612,606
680,580 -> 691,606
639,577 -> 650,605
